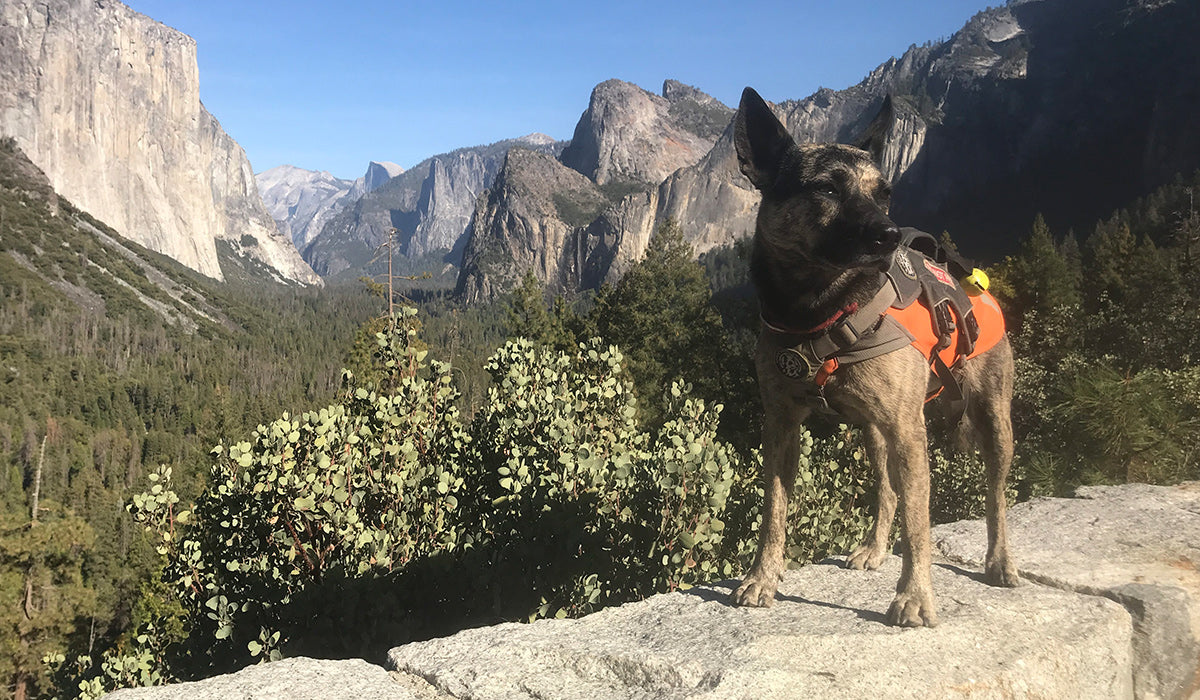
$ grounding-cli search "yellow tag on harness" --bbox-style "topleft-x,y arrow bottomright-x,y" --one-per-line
960,268 -> 990,296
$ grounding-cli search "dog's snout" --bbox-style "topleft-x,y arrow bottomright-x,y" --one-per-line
866,223 -> 900,256
876,225 -> 900,249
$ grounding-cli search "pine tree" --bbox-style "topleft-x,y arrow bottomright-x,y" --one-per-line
586,219 -> 731,427
1087,216 -> 1137,304
504,272 -> 579,354
1,505 -> 96,700
1006,213 -> 1082,316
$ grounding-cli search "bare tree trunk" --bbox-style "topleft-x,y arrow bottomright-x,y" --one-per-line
30,435 -> 45,525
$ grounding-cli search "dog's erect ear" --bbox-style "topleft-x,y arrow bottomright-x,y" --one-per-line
735,87 -> 795,191
854,95 -> 895,165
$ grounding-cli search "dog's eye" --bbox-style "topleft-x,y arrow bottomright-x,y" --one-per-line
813,182 -> 838,198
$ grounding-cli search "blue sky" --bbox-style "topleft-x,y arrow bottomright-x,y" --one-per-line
124,0 -> 998,181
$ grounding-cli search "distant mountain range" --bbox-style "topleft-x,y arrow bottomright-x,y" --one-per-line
298,134 -> 562,282
286,0 -> 1200,301
256,161 -> 404,251
3,0 -> 1196,298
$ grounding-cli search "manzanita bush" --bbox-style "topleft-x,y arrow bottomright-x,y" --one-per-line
58,309 -> 873,696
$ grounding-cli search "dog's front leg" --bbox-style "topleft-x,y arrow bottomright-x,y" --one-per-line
884,420 -> 938,627
846,424 -> 896,571
731,398 -> 808,607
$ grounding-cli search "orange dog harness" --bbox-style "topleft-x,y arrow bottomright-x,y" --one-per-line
768,228 -> 1006,411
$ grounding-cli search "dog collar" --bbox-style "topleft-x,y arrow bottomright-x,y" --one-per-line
760,302 -> 860,338
767,282 -> 902,382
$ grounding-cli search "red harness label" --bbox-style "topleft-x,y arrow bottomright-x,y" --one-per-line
923,259 -> 955,287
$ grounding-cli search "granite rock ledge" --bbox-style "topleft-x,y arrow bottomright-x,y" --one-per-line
107,482 -> 1200,699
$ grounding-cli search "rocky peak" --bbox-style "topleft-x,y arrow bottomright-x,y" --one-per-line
558,79 -> 732,187
516,132 -> 558,147
456,147 -> 607,303
349,160 -> 405,200
256,165 -> 356,250
303,136 -> 563,280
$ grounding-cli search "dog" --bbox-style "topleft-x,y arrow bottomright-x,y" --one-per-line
729,87 -> 1019,627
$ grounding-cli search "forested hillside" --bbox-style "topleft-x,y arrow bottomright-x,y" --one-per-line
0,140 -> 379,699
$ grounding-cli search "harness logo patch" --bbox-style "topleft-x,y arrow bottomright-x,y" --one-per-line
896,251 -> 916,279
923,259 -> 954,287
776,348 -> 817,379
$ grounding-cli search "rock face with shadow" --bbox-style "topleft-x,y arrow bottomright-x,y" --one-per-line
387,558 -> 1130,700
103,482 -> 1200,699
934,481 -> 1200,700
456,0 -> 1200,301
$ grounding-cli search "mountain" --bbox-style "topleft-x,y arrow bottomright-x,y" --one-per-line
302,134 -> 562,281
0,0 -> 320,285
352,160 -> 405,199
455,0 -> 1200,301
256,161 -> 403,251
456,148 -> 609,303
560,79 -> 732,188
669,0 -> 1200,260
456,80 -> 731,301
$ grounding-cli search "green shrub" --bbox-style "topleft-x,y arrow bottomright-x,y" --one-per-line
105,310 -> 880,687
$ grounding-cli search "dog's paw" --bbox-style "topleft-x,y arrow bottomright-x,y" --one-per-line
730,574 -> 778,608
846,543 -> 888,571
985,557 -> 1021,588
886,589 -> 938,628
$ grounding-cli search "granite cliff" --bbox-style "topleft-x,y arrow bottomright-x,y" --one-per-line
456,80 -> 729,302
456,148 -> 608,303
303,135 -> 561,281
560,79 -> 732,188
0,0 -> 320,285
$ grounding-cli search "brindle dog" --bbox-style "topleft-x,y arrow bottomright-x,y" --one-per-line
729,87 -> 1019,627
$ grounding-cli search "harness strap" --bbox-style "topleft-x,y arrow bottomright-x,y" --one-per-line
803,282 -> 898,359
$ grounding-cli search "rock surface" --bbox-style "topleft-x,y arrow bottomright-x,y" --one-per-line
102,481 -> 1200,699
389,558 -> 1131,699
934,482 -> 1200,700
0,0 -> 320,285
105,658 -> 430,700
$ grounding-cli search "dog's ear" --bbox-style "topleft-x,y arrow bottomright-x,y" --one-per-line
854,95 -> 895,165
735,87 -> 795,191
